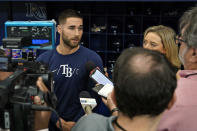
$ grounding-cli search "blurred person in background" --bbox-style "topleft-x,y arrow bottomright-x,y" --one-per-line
143,25 -> 181,71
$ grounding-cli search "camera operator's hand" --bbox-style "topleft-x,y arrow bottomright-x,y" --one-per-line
34,77 -> 49,105
34,96 -> 43,105
34,77 -> 51,130
36,77 -> 49,93
56,118 -> 76,131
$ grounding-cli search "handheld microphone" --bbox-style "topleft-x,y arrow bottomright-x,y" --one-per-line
79,91 -> 97,115
85,61 -> 98,74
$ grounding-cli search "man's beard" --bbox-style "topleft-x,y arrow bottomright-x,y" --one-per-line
179,46 -> 188,65
62,34 -> 80,49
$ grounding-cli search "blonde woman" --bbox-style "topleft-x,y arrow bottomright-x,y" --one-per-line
143,25 -> 181,71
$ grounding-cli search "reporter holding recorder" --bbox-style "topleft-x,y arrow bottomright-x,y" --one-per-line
72,47 -> 177,131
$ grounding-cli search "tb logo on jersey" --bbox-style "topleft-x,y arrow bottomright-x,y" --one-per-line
56,64 -> 79,77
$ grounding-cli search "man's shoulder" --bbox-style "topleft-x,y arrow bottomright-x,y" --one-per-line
72,113 -> 113,131
86,113 -> 107,120
81,46 -> 101,59
79,113 -> 115,126
75,113 -> 106,122
80,46 -> 98,56
177,70 -> 197,88
79,46 -> 102,66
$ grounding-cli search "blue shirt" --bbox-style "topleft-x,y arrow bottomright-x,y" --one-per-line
37,45 -> 110,130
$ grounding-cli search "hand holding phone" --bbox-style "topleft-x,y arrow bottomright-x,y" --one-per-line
98,84 -> 114,98
85,61 -> 114,98
90,68 -> 114,98
90,68 -> 113,86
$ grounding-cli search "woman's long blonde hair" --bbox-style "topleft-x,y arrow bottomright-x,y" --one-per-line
144,25 -> 181,69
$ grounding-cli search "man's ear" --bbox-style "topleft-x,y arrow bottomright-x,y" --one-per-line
111,89 -> 117,106
167,92 -> 177,110
57,25 -> 62,34
189,48 -> 197,63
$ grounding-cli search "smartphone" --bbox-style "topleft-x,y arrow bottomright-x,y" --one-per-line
92,84 -> 114,98
90,68 -> 114,98
90,68 -> 113,86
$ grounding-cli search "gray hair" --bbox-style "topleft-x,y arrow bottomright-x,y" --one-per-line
179,6 -> 197,48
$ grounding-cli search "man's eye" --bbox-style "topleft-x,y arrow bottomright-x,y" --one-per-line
79,27 -> 83,30
69,26 -> 75,30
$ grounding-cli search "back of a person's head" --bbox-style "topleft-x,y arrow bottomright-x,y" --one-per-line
113,47 -> 177,119
179,6 -> 197,48
58,9 -> 83,24
144,25 -> 180,68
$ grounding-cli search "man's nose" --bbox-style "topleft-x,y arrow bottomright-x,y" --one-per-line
75,29 -> 80,36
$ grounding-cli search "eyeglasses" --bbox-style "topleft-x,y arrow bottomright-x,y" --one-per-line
175,34 -> 186,46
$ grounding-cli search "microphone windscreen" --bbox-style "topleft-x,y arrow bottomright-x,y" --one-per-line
79,91 -> 92,98
85,61 -> 96,73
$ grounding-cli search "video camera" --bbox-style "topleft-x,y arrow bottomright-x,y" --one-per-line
0,20 -> 57,131
0,55 -> 54,130
0,56 -> 52,107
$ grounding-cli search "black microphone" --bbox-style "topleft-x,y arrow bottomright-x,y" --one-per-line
85,61 -> 98,74
85,61 -> 107,76
79,91 -> 97,115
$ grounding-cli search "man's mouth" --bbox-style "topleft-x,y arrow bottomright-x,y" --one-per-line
72,38 -> 79,43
